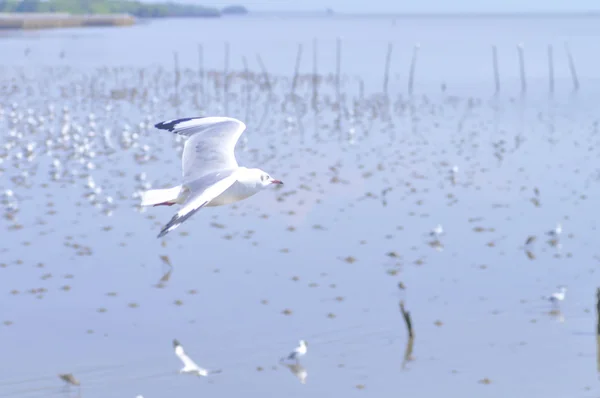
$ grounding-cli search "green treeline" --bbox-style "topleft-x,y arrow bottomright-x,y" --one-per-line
0,0 -> 248,18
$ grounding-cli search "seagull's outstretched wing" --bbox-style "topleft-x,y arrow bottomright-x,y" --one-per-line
174,343 -> 200,370
154,116 -> 246,182
157,172 -> 238,238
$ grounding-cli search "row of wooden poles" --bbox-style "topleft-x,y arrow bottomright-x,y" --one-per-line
171,38 -> 421,112
171,40 -> 580,109
494,43 -> 580,93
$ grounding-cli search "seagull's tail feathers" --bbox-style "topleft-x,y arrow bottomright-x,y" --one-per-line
140,185 -> 184,207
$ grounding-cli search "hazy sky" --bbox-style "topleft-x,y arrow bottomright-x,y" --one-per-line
174,0 -> 600,13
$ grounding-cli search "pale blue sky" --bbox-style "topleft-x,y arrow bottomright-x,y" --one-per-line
174,0 -> 600,13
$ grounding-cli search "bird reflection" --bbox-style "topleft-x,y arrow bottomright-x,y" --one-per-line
547,309 -> 565,323
281,361 -> 307,384
402,336 -> 415,369
399,300 -> 415,370
154,268 -> 172,288
58,373 -> 81,397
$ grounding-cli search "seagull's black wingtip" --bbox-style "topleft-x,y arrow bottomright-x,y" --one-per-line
173,339 -> 181,348
154,117 -> 207,132
157,215 -> 180,238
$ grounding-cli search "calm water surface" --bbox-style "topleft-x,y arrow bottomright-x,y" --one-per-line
0,15 -> 600,398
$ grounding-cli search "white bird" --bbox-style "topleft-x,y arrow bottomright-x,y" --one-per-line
140,117 -> 283,238
430,224 -> 443,236
547,223 -> 562,237
286,340 -> 308,362
549,286 -> 567,303
173,339 -> 220,377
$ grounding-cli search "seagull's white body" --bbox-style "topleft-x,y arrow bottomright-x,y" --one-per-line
173,339 -> 218,377
287,340 -> 308,361
430,224 -> 443,236
549,286 -> 567,303
547,223 -> 562,237
140,117 -> 282,238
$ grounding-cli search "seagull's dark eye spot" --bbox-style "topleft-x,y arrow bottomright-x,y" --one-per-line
260,175 -> 265,181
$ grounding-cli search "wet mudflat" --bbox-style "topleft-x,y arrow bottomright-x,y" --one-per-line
1,15 -> 600,398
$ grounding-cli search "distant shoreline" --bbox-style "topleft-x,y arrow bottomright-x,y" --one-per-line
0,5 -> 250,30
0,13 -> 136,30
3,9 -> 600,31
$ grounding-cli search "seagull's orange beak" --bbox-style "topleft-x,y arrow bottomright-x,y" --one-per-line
271,179 -> 283,185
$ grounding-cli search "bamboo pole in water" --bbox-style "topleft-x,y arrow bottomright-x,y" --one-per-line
242,56 -> 250,122
256,54 -> 272,93
335,37 -> 342,104
547,45 -> 554,94
383,42 -> 393,95
312,38 -> 318,112
596,288 -> 600,335
198,43 -> 204,107
335,37 -> 342,138
517,43 -> 526,94
256,53 -> 272,132
408,43 -> 420,95
596,288 -> 600,374
565,42 -> 580,91
173,51 -> 180,107
312,38 -> 319,141
291,43 -> 303,95
224,42 -> 230,114
359,78 -> 364,102
492,44 -> 500,93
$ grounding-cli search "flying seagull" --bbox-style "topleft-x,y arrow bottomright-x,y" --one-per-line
141,117 -> 283,238
173,339 -> 221,377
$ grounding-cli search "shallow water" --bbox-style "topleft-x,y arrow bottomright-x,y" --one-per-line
1,14 -> 600,398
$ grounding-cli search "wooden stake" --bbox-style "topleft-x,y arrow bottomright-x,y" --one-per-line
517,43 -> 526,94
291,43 -> 303,95
383,42 -> 393,95
312,38 -> 318,112
173,51 -> 180,107
224,42 -> 230,114
408,43 -> 420,95
548,45 -> 554,94
198,43 -> 204,107
492,44 -> 500,93
335,37 -> 341,104
565,42 -> 580,91
256,53 -> 272,93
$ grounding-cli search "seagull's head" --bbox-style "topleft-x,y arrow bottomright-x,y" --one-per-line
250,168 -> 283,189
300,340 -> 307,347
